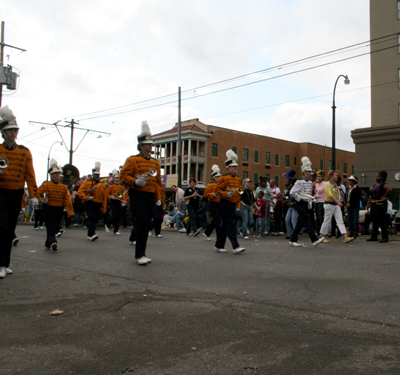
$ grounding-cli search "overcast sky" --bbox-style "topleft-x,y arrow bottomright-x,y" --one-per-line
2,0 -> 370,182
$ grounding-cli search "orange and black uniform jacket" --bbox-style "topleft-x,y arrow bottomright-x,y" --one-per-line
107,184 -> 124,200
203,182 -> 220,203
214,173 -> 242,208
77,180 -> 108,213
37,181 -> 74,216
0,143 -> 38,199
119,154 -> 162,201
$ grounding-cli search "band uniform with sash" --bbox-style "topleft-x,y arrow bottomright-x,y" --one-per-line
119,121 -> 162,265
38,158 -> 74,250
77,162 -> 108,241
106,169 -> 125,234
213,150 -> 245,254
0,105 -> 39,278
202,164 -> 222,240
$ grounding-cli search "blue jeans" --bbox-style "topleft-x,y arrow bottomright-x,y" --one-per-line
240,205 -> 253,236
285,206 -> 299,237
256,217 -> 265,236
347,206 -> 359,238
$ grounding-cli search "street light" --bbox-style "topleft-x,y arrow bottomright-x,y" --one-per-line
332,74 -> 350,171
47,141 -> 63,181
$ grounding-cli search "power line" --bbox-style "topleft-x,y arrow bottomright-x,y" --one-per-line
77,41 -> 397,122
68,32 -> 398,121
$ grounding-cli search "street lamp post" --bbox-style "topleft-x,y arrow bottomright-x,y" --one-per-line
47,141 -> 63,181
332,74 -> 350,171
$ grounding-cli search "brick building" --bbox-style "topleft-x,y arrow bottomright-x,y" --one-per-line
153,119 -> 355,189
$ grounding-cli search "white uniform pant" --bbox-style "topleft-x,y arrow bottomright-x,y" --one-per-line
320,204 -> 346,236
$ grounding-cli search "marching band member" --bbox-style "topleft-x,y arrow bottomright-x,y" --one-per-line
119,121 -> 162,266
78,162 -> 108,241
202,165 -> 222,241
289,157 -> 324,247
0,105 -> 39,278
37,159 -> 74,251
105,169 -> 124,235
150,185 -> 165,238
213,150 -> 245,254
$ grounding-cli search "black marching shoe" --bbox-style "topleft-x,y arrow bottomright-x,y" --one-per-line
366,237 -> 378,242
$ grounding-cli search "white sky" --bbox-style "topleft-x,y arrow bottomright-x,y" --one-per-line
2,0 -> 371,182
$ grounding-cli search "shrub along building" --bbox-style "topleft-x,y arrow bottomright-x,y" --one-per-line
152,118 -> 355,190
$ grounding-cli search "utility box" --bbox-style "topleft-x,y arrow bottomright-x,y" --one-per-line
6,72 -> 18,90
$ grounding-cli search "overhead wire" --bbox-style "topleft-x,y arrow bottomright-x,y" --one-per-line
68,32 -> 398,121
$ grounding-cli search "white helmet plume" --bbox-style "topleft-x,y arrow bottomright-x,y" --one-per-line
301,156 -> 312,172
225,149 -> 239,167
211,164 -> 221,178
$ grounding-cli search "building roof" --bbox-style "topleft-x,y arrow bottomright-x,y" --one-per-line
153,124 -> 209,137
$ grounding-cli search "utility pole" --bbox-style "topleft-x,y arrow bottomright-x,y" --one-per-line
29,119 -> 110,166
70,119 -> 75,164
0,21 -> 4,106
177,87 -> 182,187
0,21 -> 26,106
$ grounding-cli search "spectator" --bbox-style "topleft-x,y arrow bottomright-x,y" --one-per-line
254,191 -> 266,237
346,175 -> 362,239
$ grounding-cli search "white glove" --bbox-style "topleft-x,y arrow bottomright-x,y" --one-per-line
122,203 -> 126,207
111,195 -> 116,200
135,176 -> 147,186
235,207 -> 240,212
88,196 -> 94,200
227,191 -> 234,198
156,200 -> 162,206
31,198 -> 39,207
21,208 -> 26,213
42,197 -> 49,204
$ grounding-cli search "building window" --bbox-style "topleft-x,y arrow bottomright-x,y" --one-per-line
254,150 -> 259,163
337,162 -> 340,171
266,174 -> 270,182
243,171 -> 248,180
232,146 -> 237,154
275,154 -> 279,166
254,172 -> 259,183
212,143 -> 218,157
243,148 -> 249,162
265,152 -> 271,164
398,69 -> 400,88
285,155 -> 290,167
274,176 -> 279,187
398,34 -> 400,53
344,163 -> 347,173
352,165 -> 355,175
294,157 -> 297,166
329,161 -> 332,170
320,159 -> 324,170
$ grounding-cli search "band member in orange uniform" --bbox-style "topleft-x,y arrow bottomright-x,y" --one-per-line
202,165 -> 222,241
106,169 -> 124,235
213,150 -> 245,254
0,105 -> 39,279
119,121 -> 162,266
37,159 -> 74,251
78,162 -> 108,241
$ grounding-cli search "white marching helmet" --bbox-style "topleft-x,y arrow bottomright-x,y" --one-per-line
112,168 -> 119,178
0,105 -> 19,131
225,150 -> 239,168
48,158 -> 62,174
137,121 -> 153,145
301,157 -> 312,172
92,161 -> 101,175
211,164 -> 221,179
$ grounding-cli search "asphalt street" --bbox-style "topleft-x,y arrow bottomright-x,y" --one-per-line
1,224 -> 400,375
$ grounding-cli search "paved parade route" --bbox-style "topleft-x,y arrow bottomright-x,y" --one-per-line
2,225 -> 400,374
